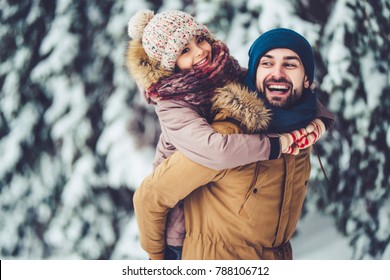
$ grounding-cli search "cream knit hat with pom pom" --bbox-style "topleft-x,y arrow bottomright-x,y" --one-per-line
128,10 -> 212,71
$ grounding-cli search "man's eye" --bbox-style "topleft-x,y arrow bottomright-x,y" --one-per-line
261,62 -> 272,67
285,64 -> 297,68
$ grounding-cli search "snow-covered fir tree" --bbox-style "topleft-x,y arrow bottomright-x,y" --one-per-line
313,0 -> 390,259
0,0 -> 157,259
1,0 -> 389,259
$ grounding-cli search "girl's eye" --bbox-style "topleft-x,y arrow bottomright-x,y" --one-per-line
181,48 -> 190,54
197,36 -> 205,44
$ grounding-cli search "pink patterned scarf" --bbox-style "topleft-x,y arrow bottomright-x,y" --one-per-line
146,40 -> 243,106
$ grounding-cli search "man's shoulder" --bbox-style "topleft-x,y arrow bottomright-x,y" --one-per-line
211,118 -> 243,135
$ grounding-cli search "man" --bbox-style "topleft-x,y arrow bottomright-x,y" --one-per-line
244,28 -> 333,135
133,28 -> 334,260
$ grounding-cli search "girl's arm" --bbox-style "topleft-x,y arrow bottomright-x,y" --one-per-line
156,100 -> 280,170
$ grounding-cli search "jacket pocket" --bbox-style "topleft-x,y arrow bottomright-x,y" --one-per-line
238,163 -> 269,220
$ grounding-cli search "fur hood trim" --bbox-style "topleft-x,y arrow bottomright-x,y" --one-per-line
125,39 -> 171,89
211,82 -> 271,133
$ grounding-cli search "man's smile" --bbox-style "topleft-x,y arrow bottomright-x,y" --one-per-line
266,83 -> 291,95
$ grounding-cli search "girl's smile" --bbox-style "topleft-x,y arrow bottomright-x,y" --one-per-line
176,36 -> 212,71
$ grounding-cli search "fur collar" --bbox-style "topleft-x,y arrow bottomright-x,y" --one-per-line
211,82 -> 271,133
125,39 -> 171,90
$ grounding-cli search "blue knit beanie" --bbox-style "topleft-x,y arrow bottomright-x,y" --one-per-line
246,28 -> 315,87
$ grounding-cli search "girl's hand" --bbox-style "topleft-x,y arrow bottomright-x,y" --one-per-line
295,119 -> 326,149
279,132 -> 300,155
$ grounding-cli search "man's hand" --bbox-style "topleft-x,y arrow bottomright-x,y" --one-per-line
295,119 -> 326,149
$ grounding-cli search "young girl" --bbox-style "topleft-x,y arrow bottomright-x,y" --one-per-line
126,10 -> 330,259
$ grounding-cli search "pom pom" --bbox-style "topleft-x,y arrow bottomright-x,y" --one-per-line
128,10 -> 154,39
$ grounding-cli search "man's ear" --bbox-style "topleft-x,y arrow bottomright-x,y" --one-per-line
304,75 -> 310,89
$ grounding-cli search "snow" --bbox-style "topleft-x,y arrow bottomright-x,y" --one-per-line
292,211 -> 353,260
225,13 -> 253,65
360,51 -> 387,111
0,104 -> 39,178
1,71 -> 21,119
97,88 -> 154,189
160,0 -> 185,11
339,139 -> 351,170
321,29 -> 351,90
61,153 -> 95,208
31,13 -> 79,80
111,215 -> 148,260
26,0 -> 41,25
195,2 -> 219,23
376,201 -> 390,241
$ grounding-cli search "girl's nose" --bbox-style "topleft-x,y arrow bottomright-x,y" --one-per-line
194,45 -> 205,57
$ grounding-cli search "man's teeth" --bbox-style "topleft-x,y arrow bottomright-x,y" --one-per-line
269,85 -> 288,90
268,85 -> 289,92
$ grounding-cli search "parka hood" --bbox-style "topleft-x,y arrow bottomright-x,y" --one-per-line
211,82 -> 271,133
125,39 -> 171,90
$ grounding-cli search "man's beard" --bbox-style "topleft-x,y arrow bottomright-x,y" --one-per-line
264,89 -> 301,108
261,78 -> 303,109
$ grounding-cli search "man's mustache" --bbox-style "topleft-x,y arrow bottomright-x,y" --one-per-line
265,77 -> 291,84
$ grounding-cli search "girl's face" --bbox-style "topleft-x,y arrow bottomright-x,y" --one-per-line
176,36 -> 212,71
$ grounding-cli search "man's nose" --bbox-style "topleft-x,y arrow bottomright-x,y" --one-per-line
271,66 -> 285,79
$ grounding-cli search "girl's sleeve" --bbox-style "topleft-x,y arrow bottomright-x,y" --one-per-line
133,152 -> 223,260
156,100 -> 280,170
